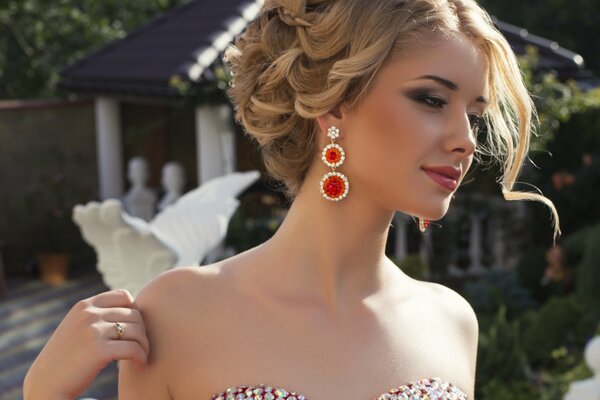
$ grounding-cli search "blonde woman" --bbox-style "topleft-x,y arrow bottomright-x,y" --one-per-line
24,0 -> 561,399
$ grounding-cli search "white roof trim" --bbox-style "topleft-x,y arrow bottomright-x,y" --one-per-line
186,0 -> 264,82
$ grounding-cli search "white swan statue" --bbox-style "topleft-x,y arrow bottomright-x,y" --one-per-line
72,170 -> 261,297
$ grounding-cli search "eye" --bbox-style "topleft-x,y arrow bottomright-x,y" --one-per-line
410,92 -> 484,134
468,114 -> 484,134
416,95 -> 448,109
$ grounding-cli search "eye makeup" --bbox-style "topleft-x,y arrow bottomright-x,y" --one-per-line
404,89 -> 484,134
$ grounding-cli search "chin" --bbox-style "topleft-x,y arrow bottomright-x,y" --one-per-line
418,198 -> 451,221
384,185 -> 453,218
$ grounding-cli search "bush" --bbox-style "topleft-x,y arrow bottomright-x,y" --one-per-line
520,293 -> 597,368
463,269 -> 538,322
514,246 -> 557,302
224,190 -> 287,252
476,305 -> 530,394
391,253 -> 427,281
480,378 -> 538,400
536,344 -> 593,400
567,223 -> 600,314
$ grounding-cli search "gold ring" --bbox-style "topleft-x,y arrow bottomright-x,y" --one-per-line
114,322 -> 126,339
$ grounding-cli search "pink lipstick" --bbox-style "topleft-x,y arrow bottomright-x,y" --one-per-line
421,166 -> 460,191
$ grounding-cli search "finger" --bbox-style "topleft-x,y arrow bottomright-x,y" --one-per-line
104,321 -> 150,357
87,289 -> 135,308
102,339 -> 148,367
99,307 -> 145,326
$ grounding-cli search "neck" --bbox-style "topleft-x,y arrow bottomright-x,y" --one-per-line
247,167 -> 406,313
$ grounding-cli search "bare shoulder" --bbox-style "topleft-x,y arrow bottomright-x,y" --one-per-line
133,263 -> 232,331
130,263 -> 227,368
134,264 -> 222,305
421,280 -> 479,334
419,280 -> 479,397
118,264 -> 226,399
129,258 -> 258,399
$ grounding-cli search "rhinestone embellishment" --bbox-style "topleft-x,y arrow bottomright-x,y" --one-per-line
211,383 -> 307,400
419,218 -> 431,232
326,125 -> 340,140
320,171 -> 349,201
210,377 -> 468,400
321,143 -> 345,168
320,126 -> 349,201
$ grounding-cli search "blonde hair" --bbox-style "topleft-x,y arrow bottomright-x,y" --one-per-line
223,0 -> 561,243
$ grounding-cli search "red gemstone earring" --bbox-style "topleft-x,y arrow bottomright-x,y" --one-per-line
419,218 -> 430,232
320,126 -> 349,201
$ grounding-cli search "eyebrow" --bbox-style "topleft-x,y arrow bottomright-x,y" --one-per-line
412,74 -> 489,105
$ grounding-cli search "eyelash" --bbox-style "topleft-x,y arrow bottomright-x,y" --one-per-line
416,95 -> 484,134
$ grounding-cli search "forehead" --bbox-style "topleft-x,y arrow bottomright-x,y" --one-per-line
380,33 -> 489,95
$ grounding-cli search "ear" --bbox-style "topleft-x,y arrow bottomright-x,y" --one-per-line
315,103 -> 346,147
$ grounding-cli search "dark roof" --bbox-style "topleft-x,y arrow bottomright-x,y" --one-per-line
59,0 -> 260,98
492,18 -> 600,90
59,1 -> 595,98
494,20 -> 580,73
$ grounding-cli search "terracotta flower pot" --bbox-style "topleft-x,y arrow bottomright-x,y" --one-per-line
36,252 -> 71,285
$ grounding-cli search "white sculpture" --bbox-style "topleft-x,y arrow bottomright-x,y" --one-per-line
72,170 -> 261,297
564,334 -> 600,400
122,157 -> 157,222
158,161 -> 186,212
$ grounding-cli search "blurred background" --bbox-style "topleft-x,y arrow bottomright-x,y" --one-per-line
0,0 -> 599,399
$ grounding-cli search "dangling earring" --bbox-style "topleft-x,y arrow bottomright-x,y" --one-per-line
419,218 -> 430,232
320,125 -> 349,201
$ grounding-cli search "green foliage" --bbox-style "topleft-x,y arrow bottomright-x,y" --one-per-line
477,0 -> 600,75
519,46 -> 600,151
0,0 -> 188,99
428,211 -> 459,276
564,223 -> 600,312
170,64 -> 232,107
476,305 -> 530,397
535,344 -> 594,400
487,226 -> 600,396
391,253 -> 428,280
224,191 -> 287,253
514,246 -> 553,301
505,46 -> 600,247
473,279 -> 597,398
480,378 -> 538,400
463,269 -> 538,321
520,294 -> 593,367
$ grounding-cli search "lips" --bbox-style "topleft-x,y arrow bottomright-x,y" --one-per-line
422,166 -> 461,180
421,166 -> 461,191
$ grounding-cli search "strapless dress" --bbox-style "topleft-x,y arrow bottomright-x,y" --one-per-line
211,376 -> 468,399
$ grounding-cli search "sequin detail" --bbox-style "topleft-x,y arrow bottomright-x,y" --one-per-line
210,377 -> 467,400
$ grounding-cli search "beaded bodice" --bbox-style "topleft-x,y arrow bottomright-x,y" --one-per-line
211,377 -> 468,400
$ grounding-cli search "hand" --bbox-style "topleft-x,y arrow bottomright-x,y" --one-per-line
23,289 -> 150,400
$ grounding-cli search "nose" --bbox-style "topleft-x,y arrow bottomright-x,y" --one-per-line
445,111 -> 476,157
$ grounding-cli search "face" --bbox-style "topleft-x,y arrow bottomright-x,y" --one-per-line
319,33 -> 489,219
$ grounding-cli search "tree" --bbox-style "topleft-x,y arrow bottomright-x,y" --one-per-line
477,0 -> 600,76
0,0 -> 188,99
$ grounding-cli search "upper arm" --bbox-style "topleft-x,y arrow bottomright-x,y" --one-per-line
118,268 -> 191,400
456,294 -> 479,399
429,282 -> 479,399
118,356 -> 172,400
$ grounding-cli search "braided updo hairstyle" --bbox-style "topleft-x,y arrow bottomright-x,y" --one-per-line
223,0 -> 561,242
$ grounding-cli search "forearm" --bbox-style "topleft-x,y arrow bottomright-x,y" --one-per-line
22,368 -> 73,400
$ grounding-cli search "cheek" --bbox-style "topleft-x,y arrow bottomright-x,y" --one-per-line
350,97 -> 429,172
379,103 -> 418,150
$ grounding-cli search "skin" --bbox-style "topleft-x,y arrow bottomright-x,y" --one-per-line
23,290 -> 150,400
25,32 -> 487,400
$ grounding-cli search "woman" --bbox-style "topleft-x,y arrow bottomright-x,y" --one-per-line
23,0 -> 561,399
